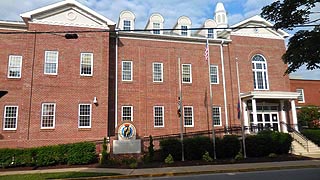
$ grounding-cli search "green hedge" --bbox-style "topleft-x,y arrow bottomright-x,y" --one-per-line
0,142 -> 96,168
159,135 -> 240,161
245,130 -> 292,157
301,129 -> 320,146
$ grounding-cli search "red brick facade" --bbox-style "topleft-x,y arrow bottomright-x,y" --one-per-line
0,1 -> 299,149
290,79 -> 320,107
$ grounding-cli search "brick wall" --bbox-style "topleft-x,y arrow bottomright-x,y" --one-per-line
290,79 -> 320,107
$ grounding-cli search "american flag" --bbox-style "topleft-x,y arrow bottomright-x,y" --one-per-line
205,39 -> 209,61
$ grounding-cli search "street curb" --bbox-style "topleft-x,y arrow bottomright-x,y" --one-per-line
60,164 -> 320,180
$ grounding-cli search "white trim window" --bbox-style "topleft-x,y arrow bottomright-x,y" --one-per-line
153,22 -> 161,34
80,53 -> 93,76
207,28 -> 214,38
41,103 -> 56,129
212,106 -> 222,126
122,106 -> 133,121
154,106 -> 164,127
182,64 -> 192,83
79,104 -> 92,128
122,61 -> 133,81
44,51 -> 58,75
123,20 -> 131,31
184,106 -> 194,127
181,25 -> 188,36
8,55 -> 22,78
3,106 -> 18,130
296,89 -> 305,103
252,54 -> 269,90
210,65 -> 219,84
153,62 -> 163,82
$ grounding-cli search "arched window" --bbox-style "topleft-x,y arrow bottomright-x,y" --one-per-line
252,54 -> 269,90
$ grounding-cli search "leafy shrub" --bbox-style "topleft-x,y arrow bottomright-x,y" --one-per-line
234,152 -> 244,160
164,154 -> 174,164
148,135 -> 155,162
245,130 -> 292,157
202,151 -> 213,162
301,129 -> 320,146
100,137 -> 109,165
66,142 -> 96,165
216,135 -> 240,159
184,136 -> 212,160
159,138 -> 181,161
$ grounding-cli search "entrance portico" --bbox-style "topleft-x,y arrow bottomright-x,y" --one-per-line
240,91 -> 300,133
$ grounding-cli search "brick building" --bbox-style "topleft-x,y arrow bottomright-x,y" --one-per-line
290,79 -> 320,108
0,0 -> 300,149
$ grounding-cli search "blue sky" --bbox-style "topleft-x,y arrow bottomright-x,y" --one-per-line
0,0 -> 319,79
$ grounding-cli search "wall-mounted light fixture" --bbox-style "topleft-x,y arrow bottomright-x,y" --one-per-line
93,97 -> 98,105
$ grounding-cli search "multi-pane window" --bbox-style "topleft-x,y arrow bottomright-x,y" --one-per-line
80,53 -> 93,76
122,106 -> 133,121
123,20 -> 131,30
153,23 -> 161,34
252,54 -> 269,90
212,106 -> 221,126
122,61 -> 132,81
210,65 -> 219,84
44,51 -> 58,75
296,89 -> 305,103
207,29 -> 214,38
182,64 -> 192,83
79,104 -> 91,128
181,25 -> 188,36
8,55 -> 22,78
3,106 -> 18,130
41,103 -> 56,129
184,106 -> 194,127
153,62 -> 163,82
154,106 -> 164,127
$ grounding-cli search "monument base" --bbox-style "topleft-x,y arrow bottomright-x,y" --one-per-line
113,139 -> 141,154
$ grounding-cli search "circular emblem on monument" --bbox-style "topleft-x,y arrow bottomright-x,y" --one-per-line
118,122 -> 136,140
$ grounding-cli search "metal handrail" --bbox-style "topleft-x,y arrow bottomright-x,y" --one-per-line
281,121 -> 309,152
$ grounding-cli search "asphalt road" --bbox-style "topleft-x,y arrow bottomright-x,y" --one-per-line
121,168 -> 320,180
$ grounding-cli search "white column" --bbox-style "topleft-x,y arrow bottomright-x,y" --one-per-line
280,100 -> 288,133
252,98 -> 258,132
291,100 -> 299,131
242,100 -> 249,134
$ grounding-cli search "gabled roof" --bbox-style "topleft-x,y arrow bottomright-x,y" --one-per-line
231,15 -> 289,39
20,0 -> 115,29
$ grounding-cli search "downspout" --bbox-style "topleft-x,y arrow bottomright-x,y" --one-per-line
220,40 -> 229,130
115,30 -> 119,129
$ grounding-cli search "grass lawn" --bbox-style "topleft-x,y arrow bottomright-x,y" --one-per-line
0,172 -> 120,180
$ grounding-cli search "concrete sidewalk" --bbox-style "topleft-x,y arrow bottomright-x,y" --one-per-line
1,160 -> 320,179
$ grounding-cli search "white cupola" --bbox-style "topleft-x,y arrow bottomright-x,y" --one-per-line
214,2 -> 228,28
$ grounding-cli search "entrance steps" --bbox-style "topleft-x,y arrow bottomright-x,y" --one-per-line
290,132 -> 320,158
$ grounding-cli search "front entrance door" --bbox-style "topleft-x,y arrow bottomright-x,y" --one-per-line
250,112 -> 280,132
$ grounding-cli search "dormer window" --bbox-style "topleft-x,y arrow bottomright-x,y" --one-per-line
123,20 -> 131,30
181,25 -> 188,36
207,28 -> 214,38
153,22 -> 160,34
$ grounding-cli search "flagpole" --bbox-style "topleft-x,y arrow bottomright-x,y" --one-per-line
206,39 -> 216,160
178,57 -> 185,162
236,58 -> 247,158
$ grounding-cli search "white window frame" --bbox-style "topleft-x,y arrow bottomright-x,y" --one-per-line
78,104 -> 92,128
122,106 -> 133,121
123,20 -> 131,31
122,61 -> 133,81
210,65 -> 219,84
252,54 -> 269,90
44,51 -> 58,75
153,62 -> 163,82
41,103 -> 56,129
153,22 -> 161,34
181,25 -> 188,36
80,53 -> 93,76
182,64 -> 192,83
212,106 -> 222,126
296,89 -> 305,103
7,55 -> 22,78
183,106 -> 194,127
154,106 -> 164,127
3,106 -> 18,130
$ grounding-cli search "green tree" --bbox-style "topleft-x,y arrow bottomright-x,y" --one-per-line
297,106 -> 320,128
148,135 -> 155,162
100,137 -> 109,165
261,0 -> 320,74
